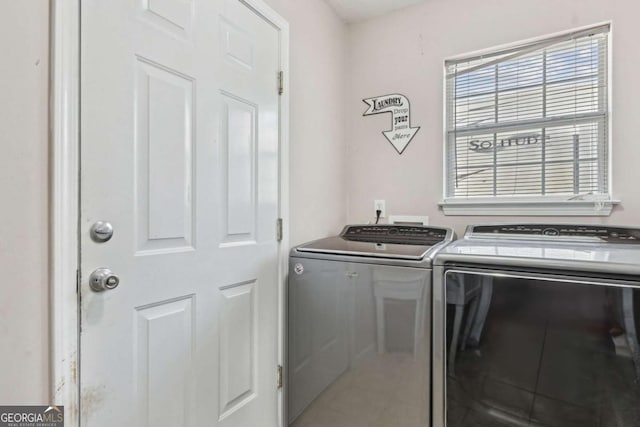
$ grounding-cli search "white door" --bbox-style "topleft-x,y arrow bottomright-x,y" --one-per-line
80,0 -> 283,425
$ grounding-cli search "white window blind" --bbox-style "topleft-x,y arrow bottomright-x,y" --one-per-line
445,25 -> 610,201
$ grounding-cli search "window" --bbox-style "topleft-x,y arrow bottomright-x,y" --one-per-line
442,24 -> 614,215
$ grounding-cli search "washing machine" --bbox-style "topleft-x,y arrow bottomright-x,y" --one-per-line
432,223 -> 640,427
287,224 -> 455,426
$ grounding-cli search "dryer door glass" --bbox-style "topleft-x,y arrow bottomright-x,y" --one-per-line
442,272 -> 640,427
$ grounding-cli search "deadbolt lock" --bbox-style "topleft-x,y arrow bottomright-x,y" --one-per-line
90,221 -> 114,243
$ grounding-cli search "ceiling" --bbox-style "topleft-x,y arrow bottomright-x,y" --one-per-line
324,0 -> 428,23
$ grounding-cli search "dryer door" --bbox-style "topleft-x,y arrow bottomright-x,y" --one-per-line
433,268 -> 640,427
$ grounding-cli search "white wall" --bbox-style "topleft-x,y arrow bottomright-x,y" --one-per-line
346,0 -> 640,236
264,0 -> 349,245
0,0 -> 50,404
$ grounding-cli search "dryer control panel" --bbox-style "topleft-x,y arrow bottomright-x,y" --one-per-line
469,224 -> 640,244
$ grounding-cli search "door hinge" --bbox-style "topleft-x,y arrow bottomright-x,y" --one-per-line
278,71 -> 284,95
76,269 -> 81,294
277,365 -> 283,389
276,218 -> 283,242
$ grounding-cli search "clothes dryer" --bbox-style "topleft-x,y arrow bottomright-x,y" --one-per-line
433,224 -> 640,427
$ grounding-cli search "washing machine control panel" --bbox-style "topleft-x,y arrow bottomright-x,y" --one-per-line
342,225 -> 448,246
471,224 -> 640,244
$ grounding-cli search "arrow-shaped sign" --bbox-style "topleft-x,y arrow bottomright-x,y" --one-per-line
362,94 -> 420,154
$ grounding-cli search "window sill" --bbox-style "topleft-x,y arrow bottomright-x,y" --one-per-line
439,198 -> 620,216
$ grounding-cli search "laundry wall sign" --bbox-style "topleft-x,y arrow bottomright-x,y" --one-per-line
362,94 -> 420,154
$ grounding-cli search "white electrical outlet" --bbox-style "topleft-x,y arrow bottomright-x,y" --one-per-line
374,200 -> 386,219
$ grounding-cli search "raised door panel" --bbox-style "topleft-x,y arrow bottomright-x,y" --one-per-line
218,281 -> 257,419
219,93 -> 257,246
141,0 -> 193,37
135,57 -> 195,254
135,296 -> 195,427
220,17 -> 255,72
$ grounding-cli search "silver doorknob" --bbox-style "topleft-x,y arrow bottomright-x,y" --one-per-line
89,268 -> 120,292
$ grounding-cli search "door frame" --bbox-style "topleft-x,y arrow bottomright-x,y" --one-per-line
50,1 -> 289,426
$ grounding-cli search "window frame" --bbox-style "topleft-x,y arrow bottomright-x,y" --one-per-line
440,22 -> 617,216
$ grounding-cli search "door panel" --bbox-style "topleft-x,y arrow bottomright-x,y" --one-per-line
219,281 -> 257,418
141,0 -> 193,35
135,296 -> 195,427
135,57 -> 195,253
220,93 -> 257,243
80,0 -> 282,425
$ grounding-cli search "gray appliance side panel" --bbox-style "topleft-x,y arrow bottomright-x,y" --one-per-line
432,264 -> 447,427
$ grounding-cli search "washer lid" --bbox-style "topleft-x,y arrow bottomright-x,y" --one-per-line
295,224 -> 453,260
296,236 -> 432,260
